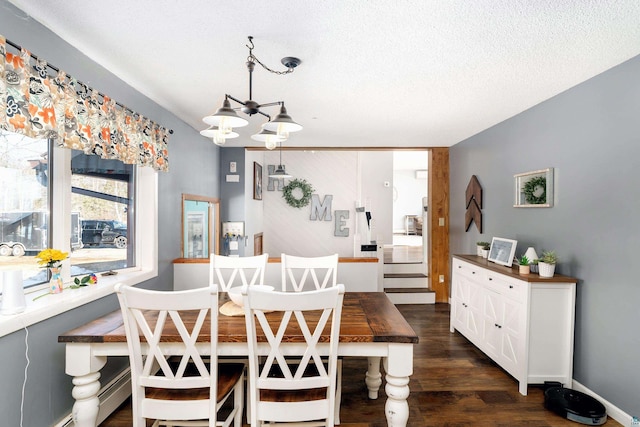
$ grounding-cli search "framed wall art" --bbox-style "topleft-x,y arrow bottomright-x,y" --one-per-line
514,168 -> 554,208
488,237 -> 518,267
253,161 -> 263,200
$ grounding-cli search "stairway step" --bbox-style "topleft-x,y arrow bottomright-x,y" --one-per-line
384,288 -> 435,304
384,287 -> 433,293
384,273 -> 427,278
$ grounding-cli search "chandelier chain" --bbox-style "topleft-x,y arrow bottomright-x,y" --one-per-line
246,36 -> 295,75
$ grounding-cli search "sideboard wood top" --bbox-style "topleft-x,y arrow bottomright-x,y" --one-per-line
453,254 -> 578,283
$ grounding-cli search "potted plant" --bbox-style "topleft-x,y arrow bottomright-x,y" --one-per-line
476,241 -> 489,257
518,255 -> 530,275
529,258 -> 539,273
481,243 -> 490,259
538,250 -> 558,278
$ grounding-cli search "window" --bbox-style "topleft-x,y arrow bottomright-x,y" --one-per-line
0,130 -> 141,289
0,131 -> 50,287
70,150 -> 135,274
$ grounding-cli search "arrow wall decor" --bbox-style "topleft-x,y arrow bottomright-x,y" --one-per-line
465,175 -> 483,233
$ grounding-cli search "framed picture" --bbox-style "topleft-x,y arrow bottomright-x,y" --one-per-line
514,168 -> 554,207
488,237 -> 518,267
253,162 -> 263,200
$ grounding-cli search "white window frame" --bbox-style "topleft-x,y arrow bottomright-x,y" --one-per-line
0,144 -> 158,338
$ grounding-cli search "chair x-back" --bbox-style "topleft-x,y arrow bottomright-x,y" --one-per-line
242,284 -> 345,426
280,253 -> 338,292
115,284 -> 244,427
210,253 -> 269,291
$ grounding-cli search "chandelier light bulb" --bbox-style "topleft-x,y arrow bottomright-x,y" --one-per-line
265,140 -> 277,150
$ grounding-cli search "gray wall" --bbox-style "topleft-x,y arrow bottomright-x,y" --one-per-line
0,2 -> 220,425
450,54 -> 640,416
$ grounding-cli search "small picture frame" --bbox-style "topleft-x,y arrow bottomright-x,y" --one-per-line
253,162 -> 263,200
514,168 -> 554,207
488,237 -> 518,267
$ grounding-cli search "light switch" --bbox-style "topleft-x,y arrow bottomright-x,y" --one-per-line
439,217 -> 445,226
226,175 -> 240,182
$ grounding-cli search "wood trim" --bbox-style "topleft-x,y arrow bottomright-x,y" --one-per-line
429,147 -> 450,303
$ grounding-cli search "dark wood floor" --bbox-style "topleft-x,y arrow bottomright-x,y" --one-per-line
100,303 -> 621,427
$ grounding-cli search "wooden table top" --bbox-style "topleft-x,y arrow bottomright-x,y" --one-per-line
58,292 -> 419,345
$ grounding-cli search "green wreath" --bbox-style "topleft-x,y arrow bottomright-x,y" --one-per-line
523,176 -> 547,204
282,178 -> 314,208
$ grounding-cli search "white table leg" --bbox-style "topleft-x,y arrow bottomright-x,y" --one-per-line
65,343 -> 107,427
383,343 -> 413,427
365,356 -> 382,399
71,372 -> 102,427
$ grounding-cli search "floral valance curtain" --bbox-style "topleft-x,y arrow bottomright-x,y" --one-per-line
0,35 -> 169,172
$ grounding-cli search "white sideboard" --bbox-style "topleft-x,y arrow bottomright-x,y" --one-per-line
450,255 -> 577,395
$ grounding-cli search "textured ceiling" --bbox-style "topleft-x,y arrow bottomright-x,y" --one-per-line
7,0 -> 640,148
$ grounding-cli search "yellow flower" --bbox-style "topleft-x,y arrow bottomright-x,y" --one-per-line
36,248 -> 69,268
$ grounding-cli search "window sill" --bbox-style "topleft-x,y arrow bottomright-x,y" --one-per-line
0,268 -> 157,338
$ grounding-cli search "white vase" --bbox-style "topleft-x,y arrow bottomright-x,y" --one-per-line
481,249 -> 489,259
476,245 -> 484,256
538,262 -> 556,278
1,270 -> 26,315
524,247 -> 539,264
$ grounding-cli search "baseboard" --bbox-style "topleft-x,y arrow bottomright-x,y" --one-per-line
55,368 -> 132,427
572,380 -> 636,427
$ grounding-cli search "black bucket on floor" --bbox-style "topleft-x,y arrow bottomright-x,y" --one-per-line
543,382 -> 607,425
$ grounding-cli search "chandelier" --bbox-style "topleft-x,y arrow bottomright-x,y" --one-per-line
201,36 -> 302,148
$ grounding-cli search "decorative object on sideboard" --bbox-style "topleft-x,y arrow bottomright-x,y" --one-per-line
481,243 -> 490,258
201,36 -> 302,147
538,250 -> 558,278
487,237 -> 518,267
465,175 -> 483,232
514,168 -> 554,208
476,241 -> 490,257
524,247 -> 539,273
518,255 -> 530,275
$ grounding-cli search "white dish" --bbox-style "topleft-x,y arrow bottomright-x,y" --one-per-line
227,285 -> 274,307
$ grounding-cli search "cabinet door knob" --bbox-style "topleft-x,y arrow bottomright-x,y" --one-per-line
509,285 -> 513,289
472,271 -> 475,274
489,278 -> 493,281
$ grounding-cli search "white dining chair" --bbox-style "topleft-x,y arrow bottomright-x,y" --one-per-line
280,253 -> 338,292
210,253 -> 269,291
242,284 -> 345,427
115,283 -> 244,427
280,253 -> 343,423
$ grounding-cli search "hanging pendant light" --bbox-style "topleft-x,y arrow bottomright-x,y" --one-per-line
200,125 -> 239,146
200,36 -> 302,148
268,142 -> 292,179
202,98 -> 249,129
251,129 -> 285,150
261,104 -> 303,138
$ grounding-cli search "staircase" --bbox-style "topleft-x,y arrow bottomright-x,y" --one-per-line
383,246 -> 435,304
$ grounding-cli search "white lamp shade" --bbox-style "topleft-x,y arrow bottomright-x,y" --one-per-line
202,98 -> 249,128
261,105 -> 302,135
200,126 -> 239,140
251,129 -> 286,150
